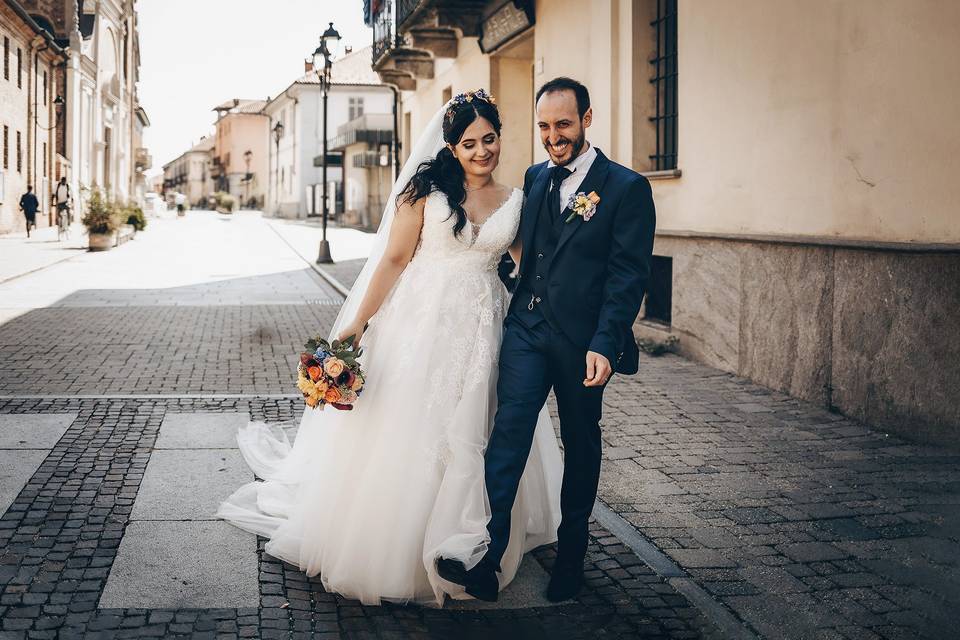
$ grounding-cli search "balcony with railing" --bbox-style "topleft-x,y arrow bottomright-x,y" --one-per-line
370,0 -> 487,91
329,113 -> 394,151
135,147 -> 152,171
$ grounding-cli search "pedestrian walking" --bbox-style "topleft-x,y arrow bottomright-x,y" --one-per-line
18,186 -> 39,238
54,178 -> 72,219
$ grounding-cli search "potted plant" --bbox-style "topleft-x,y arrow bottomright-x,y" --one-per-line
214,191 -> 236,214
123,202 -> 147,232
81,188 -> 122,251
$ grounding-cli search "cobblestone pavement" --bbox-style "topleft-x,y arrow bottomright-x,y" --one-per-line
1,214 -> 956,638
0,213 -> 722,639
0,398 -> 718,640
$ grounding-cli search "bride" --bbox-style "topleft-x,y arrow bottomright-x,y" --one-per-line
217,90 -> 563,606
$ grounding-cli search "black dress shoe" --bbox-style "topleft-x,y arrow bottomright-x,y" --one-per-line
436,557 -> 499,602
546,563 -> 583,602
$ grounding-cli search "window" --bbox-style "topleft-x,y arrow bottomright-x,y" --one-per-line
43,142 -> 47,177
17,47 -> 21,89
16,130 -> 21,172
3,37 -> 8,81
43,71 -> 47,105
442,86 -> 452,105
649,0 -> 677,170
348,97 -> 364,121
643,256 -> 673,325
2,125 -> 7,169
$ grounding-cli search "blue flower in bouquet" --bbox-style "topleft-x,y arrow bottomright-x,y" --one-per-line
314,349 -> 330,360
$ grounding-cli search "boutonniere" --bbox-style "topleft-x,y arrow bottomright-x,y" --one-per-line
565,191 -> 601,223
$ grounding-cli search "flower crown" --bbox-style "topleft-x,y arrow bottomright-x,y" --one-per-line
446,88 -> 496,123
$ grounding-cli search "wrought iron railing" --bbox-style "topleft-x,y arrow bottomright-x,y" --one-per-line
372,0 -> 395,65
396,0 -> 422,28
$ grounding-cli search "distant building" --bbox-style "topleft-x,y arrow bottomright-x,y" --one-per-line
162,136 -> 214,207
211,99 -> 268,208
2,0 -> 150,226
0,0 -> 67,233
263,45 -> 394,223
370,0 -> 960,446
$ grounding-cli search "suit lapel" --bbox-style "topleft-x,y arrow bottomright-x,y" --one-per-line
519,164 -> 551,271
555,149 -> 611,257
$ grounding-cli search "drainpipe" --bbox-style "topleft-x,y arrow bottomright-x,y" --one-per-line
390,85 -> 400,181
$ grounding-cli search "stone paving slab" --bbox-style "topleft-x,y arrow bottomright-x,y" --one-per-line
154,412 -> 249,449
131,449 -> 251,521
0,450 -> 48,516
0,413 -> 77,518
0,413 -> 76,448
99,520 -> 260,609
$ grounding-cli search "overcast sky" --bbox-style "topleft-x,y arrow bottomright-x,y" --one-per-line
138,0 -> 371,173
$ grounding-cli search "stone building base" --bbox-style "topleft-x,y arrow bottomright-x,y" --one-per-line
634,233 -> 960,447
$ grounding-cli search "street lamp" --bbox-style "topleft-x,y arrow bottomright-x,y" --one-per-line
272,121 -> 283,214
243,149 -> 252,208
312,21 -> 340,264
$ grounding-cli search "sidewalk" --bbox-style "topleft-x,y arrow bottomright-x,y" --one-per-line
0,223 -> 88,285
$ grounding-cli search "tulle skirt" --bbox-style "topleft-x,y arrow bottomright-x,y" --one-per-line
216,262 -> 563,606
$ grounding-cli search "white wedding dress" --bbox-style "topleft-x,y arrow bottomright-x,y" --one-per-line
217,187 -> 564,606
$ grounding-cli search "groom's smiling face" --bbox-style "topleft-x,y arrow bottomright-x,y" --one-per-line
536,89 -> 592,166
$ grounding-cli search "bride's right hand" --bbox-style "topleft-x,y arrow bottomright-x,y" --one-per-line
337,321 -> 366,348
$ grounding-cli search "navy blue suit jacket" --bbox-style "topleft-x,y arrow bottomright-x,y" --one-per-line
510,149 -> 656,375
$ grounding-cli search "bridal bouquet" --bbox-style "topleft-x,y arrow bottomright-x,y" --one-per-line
296,334 -> 365,410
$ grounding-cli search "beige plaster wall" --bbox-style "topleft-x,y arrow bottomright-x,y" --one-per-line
654,0 -> 960,244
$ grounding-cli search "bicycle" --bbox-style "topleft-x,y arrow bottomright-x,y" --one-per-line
56,203 -> 72,241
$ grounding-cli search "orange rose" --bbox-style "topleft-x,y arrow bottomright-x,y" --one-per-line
324,357 -> 345,378
587,191 -> 601,205
350,376 -> 364,392
324,386 -> 342,403
307,365 -> 323,382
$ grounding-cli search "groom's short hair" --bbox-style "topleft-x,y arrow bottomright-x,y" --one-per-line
536,77 -> 591,119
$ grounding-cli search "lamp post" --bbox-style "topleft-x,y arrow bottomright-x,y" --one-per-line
272,121 -> 283,215
312,21 -> 340,264
243,149 -> 252,208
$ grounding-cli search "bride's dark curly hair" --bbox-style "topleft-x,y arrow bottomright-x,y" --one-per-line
398,89 -> 502,238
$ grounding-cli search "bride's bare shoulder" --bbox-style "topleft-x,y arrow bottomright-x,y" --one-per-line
492,182 -> 520,199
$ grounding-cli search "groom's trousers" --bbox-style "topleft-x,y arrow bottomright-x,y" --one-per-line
484,314 -> 605,571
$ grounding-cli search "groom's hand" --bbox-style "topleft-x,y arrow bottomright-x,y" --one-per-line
584,351 -> 611,387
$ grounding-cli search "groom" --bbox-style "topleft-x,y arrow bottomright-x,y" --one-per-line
439,77 -> 656,602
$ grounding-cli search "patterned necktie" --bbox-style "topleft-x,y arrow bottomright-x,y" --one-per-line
548,166 -> 572,220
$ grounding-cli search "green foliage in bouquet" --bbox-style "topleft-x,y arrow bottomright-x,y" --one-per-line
81,188 -> 123,234
304,334 -> 364,364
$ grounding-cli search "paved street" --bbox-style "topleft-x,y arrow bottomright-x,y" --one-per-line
0,211 -> 957,639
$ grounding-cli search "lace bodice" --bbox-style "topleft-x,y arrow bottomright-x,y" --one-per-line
412,188 -> 522,271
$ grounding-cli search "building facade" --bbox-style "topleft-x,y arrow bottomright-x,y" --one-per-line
211,99 -> 268,208
162,136 -> 213,207
370,0 -> 960,446
3,0 -> 150,225
264,45 -> 394,222
0,0 -> 67,234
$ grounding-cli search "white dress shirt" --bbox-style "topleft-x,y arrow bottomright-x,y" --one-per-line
547,142 -> 597,213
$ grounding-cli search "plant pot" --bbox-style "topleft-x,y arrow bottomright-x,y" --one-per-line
88,232 -> 114,251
